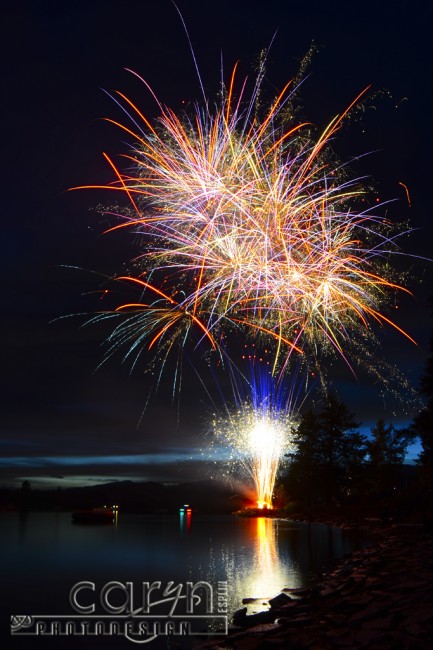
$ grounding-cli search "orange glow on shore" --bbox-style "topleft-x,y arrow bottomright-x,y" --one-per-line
257,500 -> 272,510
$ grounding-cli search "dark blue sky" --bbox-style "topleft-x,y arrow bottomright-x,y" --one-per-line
1,0 -> 432,487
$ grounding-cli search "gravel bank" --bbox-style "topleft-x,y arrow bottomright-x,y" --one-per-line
196,520 -> 433,649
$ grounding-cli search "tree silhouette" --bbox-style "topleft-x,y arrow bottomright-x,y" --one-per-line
317,396 -> 365,501
368,419 -> 414,466
286,396 -> 366,504
285,409 -> 321,505
19,480 -> 32,510
366,419 -> 416,496
411,304 -> 433,487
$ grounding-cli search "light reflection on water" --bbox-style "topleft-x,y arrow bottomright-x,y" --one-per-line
0,510 -> 368,620
215,517 -> 303,613
243,517 -> 303,605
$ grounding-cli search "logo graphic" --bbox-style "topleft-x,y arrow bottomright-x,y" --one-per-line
11,580 -> 228,644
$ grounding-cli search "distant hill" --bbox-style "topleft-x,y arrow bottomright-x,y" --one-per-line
0,479 -> 246,514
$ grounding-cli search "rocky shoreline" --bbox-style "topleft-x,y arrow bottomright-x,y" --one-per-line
196,515 -> 433,649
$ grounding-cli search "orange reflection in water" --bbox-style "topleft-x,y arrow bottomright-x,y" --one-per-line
239,517 -> 303,606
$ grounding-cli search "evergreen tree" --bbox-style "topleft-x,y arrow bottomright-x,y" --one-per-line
413,372 -> 433,468
411,302 -> 433,480
286,409 -> 321,504
367,419 -> 416,495
317,396 -> 366,501
286,396 -> 366,503
368,419 -> 414,466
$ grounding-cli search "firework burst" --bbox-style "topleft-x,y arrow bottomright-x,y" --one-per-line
76,56 -> 413,381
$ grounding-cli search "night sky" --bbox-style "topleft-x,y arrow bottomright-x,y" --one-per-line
2,0 -> 432,487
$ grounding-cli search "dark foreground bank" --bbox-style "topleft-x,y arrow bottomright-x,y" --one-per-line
196,518 -> 433,649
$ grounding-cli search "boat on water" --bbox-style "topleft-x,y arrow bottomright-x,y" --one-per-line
72,505 -> 118,524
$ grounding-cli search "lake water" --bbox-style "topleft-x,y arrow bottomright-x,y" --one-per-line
0,511 -> 369,649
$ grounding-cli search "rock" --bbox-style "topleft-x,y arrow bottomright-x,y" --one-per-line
319,581 -> 346,597
233,611 -> 275,628
268,592 -> 293,608
246,623 -> 280,634
348,604 -> 386,623
281,587 -> 312,597
232,606 -> 247,622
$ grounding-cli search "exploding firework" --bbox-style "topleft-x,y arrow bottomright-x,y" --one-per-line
213,398 -> 297,509
211,364 -> 299,509
77,54 -> 414,382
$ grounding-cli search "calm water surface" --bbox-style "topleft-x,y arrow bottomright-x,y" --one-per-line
0,511 -> 369,649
